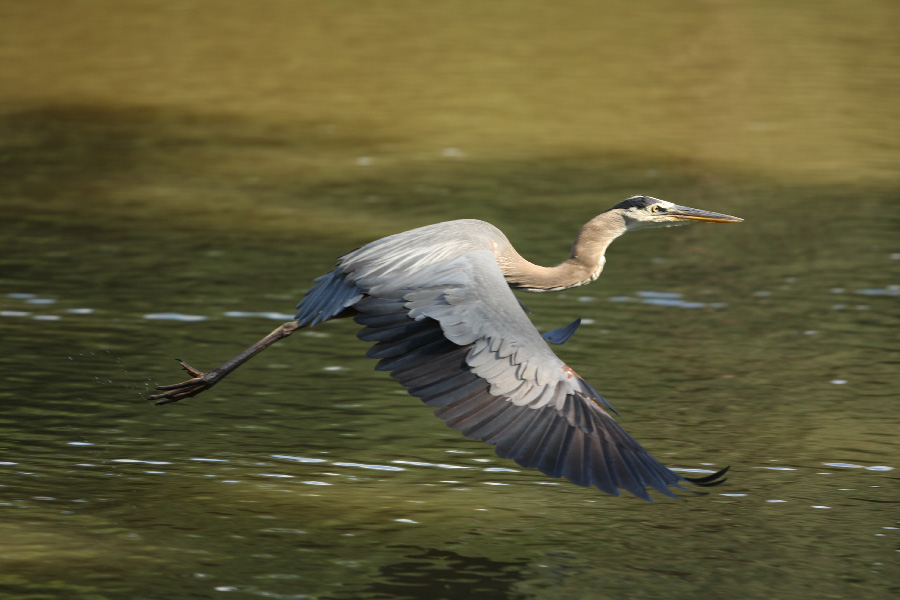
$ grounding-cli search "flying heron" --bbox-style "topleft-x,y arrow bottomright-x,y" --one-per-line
151,195 -> 741,500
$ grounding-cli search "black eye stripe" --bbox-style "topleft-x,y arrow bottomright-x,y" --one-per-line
612,196 -> 652,210
610,197 -> 669,212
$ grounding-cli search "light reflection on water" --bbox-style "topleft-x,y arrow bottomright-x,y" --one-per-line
6,278 -> 897,324
2,437 -> 893,508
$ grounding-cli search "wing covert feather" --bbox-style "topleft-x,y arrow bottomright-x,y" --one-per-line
332,225 -> 724,499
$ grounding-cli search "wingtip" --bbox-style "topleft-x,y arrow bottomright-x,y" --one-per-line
683,465 -> 730,487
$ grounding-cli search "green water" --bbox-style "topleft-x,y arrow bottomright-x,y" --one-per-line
1,2 -> 898,599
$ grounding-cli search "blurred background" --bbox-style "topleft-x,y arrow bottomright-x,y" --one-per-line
1,1 -> 898,599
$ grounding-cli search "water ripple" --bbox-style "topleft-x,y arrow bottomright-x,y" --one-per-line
143,312 -> 208,322
392,460 -> 472,470
224,311 -> 296,320
332,462 -> 406,472
271,454 -> 327,464
822,462 -> 894,471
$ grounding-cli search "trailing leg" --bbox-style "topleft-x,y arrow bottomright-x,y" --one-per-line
150,320 -> 301,405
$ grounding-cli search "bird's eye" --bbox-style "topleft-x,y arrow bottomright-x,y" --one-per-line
651,205 -> 660,213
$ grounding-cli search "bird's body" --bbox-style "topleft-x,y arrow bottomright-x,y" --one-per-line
152,196 -> 741,500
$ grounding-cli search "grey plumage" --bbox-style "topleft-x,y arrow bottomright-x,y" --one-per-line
152,196 -> 741,500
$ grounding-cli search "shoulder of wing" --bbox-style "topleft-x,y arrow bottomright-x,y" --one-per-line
339,220 -> 507,276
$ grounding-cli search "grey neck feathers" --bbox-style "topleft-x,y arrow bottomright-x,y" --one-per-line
499,211 -> 628,292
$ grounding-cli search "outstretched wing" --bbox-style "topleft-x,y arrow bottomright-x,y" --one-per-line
320,229 -> 726,500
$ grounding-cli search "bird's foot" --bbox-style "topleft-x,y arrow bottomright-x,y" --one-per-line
149,359 -> 220,405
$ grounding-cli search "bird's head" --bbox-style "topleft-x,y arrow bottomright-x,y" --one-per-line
611,195 -> 743,230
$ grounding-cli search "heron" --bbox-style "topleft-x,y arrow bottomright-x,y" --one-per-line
151,195 -> 741,500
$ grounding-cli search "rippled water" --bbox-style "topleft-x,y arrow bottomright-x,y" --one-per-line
2,2 -> 899,599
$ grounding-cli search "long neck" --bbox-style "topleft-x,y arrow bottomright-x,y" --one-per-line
499,211 -> 627,292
